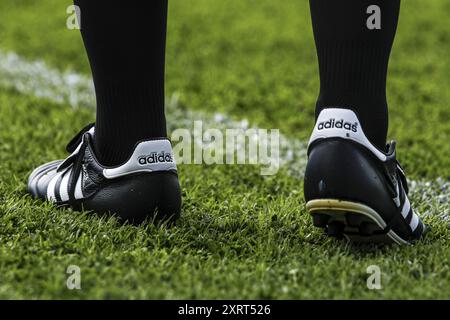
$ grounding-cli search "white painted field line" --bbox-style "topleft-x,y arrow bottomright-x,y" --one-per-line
0,50 -> 93,108
0,49 -> 308,174
0,49 -> 448,220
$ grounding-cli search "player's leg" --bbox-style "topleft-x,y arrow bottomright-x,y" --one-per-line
77,0 -> 168,166
304,0 -> 426,243
28,0 -> 181,224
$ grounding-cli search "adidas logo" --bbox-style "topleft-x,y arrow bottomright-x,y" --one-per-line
317,118 -> 358,133
138,151 -> 174,165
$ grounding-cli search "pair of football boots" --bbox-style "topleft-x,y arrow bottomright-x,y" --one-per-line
28,108 -> 426,244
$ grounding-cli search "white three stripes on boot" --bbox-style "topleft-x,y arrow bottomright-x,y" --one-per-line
59,170 -> 71,202
46,171 -> 64,202
46,167 -> 84,202
400,196 -> 419,231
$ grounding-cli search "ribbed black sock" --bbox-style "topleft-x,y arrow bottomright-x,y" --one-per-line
309,0 -> 400,150
74,0 -> 168,166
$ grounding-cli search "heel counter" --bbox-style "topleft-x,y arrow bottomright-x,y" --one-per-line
304,139 -> 394,217
83,171 -> 181,223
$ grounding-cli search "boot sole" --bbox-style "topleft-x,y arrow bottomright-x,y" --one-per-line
306,199 -> 409,245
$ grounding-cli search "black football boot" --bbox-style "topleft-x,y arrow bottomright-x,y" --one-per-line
28,124 -> 181,224
304,108 -> 426,244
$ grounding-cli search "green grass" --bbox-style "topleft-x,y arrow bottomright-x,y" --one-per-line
0,0 -> 449,299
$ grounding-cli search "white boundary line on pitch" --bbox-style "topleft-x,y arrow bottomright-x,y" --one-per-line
0,49 -> 308,175
0,49 -> 448,220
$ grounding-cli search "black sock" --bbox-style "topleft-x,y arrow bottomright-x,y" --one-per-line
309,0 -> 400,150
74,0 -> 168,166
